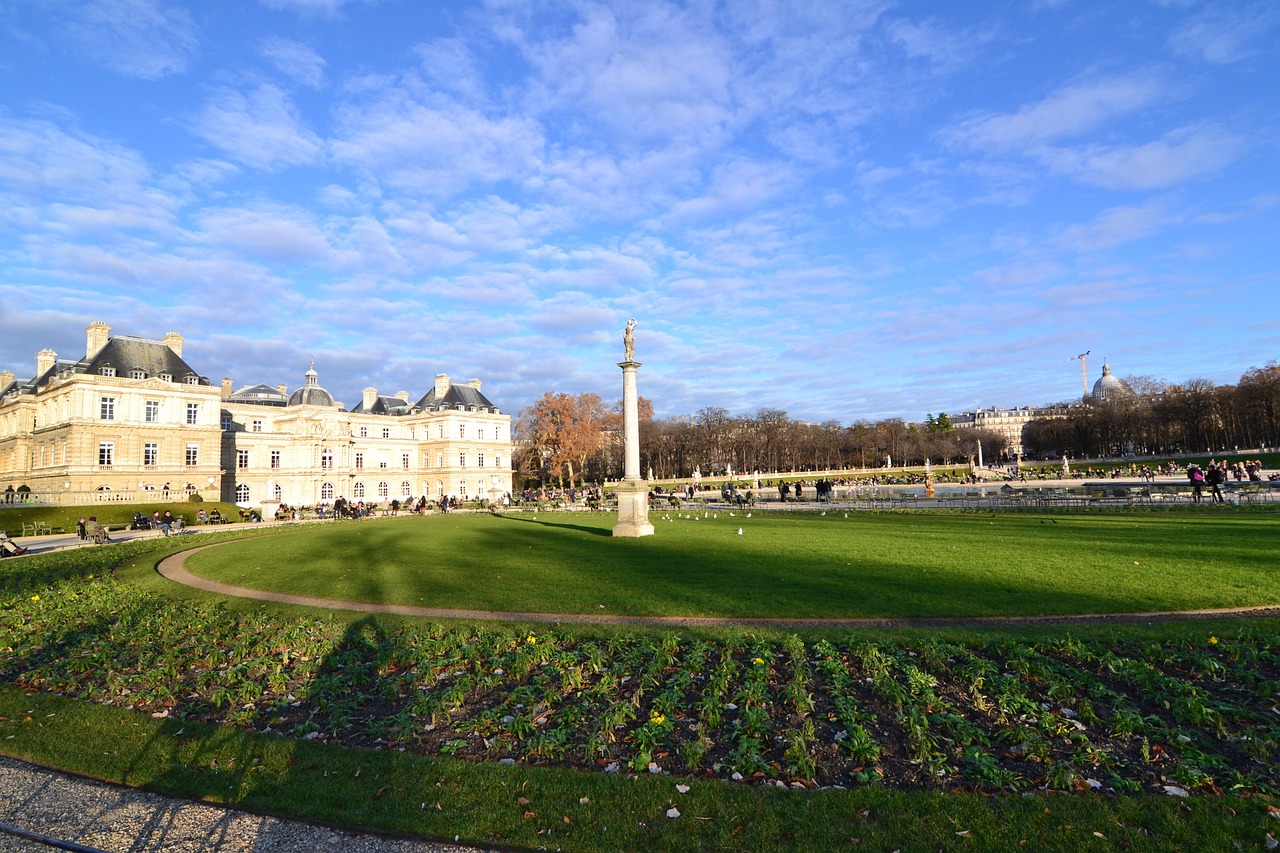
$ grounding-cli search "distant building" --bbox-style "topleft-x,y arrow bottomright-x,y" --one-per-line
1,323 -> 512,507
1090,362 -> 1133,402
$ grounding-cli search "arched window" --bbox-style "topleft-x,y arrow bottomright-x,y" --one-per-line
235,484 -> 250,503
321,448 -> 334,469
353,482 -> 365,499
377,481 -> 389,498
401,480 -> 412,497
320,482 -> 334,500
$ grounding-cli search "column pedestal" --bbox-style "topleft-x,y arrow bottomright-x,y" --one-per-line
612,479 -> 654,538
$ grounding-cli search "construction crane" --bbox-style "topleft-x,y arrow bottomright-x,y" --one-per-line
1065,350 -> 1091,398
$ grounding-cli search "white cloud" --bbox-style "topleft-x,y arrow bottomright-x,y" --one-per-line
945,74 -> 1166,151
194,203 -> 333,263
1043,124 -> 1240,190
1169,4 -> 1279,64
61,0 -> 199,79
330,89 -> 545,196
259,37 -> 327,88
1054,200 -> 1176,252
191,84 -> 325,170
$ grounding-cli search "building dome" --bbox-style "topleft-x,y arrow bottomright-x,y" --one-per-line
287,367 -> 337,407
1090,363 -> 1132,401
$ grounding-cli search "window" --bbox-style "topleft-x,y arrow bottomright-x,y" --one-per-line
98,442 -> 114,466
145,400 -> 160,422
100,397 -> 115,420
130,369 -> 145,380
321,482 -> 334,500
438,425 -> 444,438
252,419 -> 263,433
186,403 -> 199,424
186,444 -> 199,466
144,443 -> 158,466
495,427 -> 502,441
478,453 -> 485,468
359,426 -> 368,438
459,479 -> 467,496
379,454 -> 388,469
382,427 -> 390,439
401,481 -> 412,497
235,484 -> 250,503
270,450 -> 281,469
100,367 -> 116,377
221,413 -> 232,430
186,376 -> 200,385
354,482 -> 365,499
495,452 -> 502,469
437,480 -> 444,495
477,427 -> 485,440
273,483 -> 282,501
378,481 -> 389,498
402,453 -> 410,469
437,452 -> 443,468
355,452 -> 364,470
321,448 -> 333,469
459,424 -> 466,438
158,372 -> 172,382
237,450 -> 249,469
459,451 -> 466,467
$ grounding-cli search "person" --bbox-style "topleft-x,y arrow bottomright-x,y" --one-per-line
90,516 -> 110,544
1187,464 -> 1205,504
209,507 -> 223,523
160,510 -> 176,535
77,517 -> 88,540
1205,463 -> 1226,504
0,531 -> 27,557
197,509 -> 208,524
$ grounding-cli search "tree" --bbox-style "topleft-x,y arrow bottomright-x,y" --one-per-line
517,392 -> 607,489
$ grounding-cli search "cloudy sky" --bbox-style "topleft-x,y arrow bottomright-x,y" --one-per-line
1,0 -> 1276,423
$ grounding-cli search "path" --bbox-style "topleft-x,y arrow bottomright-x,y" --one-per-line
156,544 -> 1280,629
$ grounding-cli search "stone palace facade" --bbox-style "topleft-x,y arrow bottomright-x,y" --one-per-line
0,323 -> 513,508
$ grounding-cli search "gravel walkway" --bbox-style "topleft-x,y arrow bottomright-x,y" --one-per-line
0,757 -> 482,853
157,543 -> 1280,629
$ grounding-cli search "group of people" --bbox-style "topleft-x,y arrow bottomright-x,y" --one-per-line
75,516 -> 113,544
1186,458 -> 1266,503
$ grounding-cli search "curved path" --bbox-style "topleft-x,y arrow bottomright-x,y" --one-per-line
156,544 -> 1280,629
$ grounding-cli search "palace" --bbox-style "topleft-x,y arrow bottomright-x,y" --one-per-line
0,323 -> 513,508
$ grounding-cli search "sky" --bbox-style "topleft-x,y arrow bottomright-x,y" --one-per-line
1,0 -> 1277,424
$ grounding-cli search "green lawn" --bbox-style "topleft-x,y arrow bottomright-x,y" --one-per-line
182,510 -> 1280,618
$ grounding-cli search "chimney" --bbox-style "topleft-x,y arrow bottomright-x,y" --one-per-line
276,384 -> 288,394
85,321 -> 110,359
0,370 -> 13,390
466,378 -> 482,391
395,390 -> 410,402
162,331 -> 183,357
221,378 -> 233,399
434,374 -> 450,398
362,386 -> 378,411
36,348 -> 57,377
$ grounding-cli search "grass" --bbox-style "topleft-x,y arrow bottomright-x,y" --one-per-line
2,518 -> 1279,850
181,510 -> 1280,618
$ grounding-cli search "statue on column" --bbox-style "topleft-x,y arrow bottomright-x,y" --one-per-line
624,318 -> 637,362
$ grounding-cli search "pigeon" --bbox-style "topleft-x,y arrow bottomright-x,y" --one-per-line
737,528 -> 744,535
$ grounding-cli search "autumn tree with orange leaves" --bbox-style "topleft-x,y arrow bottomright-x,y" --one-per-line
517,392 -> 608,489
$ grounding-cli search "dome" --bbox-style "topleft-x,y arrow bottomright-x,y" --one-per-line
1090,363 -> 1131,401
287,367 -> 338,407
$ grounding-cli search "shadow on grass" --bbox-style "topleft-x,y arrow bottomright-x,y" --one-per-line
497,512 -> 613,537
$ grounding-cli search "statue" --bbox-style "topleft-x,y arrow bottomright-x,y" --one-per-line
623,318 -> 637,362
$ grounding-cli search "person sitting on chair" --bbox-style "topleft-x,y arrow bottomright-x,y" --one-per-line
1,531 -> 28,556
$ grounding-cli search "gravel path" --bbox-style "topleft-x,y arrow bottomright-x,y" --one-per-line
157,543 -> 1280,629
0,757 -> 482,853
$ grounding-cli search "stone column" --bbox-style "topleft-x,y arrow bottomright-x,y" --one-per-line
613,358 -> 654,537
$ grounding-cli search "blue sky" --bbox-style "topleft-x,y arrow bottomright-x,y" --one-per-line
1,0 -> 1277,423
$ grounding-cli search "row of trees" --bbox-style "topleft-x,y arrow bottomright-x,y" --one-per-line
1022,362 -> 1280,458
515,362 -> 1280,487
516,394 -> 1005,487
